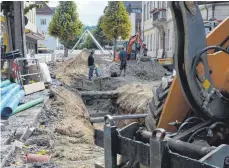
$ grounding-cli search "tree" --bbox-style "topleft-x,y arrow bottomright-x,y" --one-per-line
94,16 -> 113,47
101,1 -> 131,59
48,1 -> 83,57
84,16 -> 112,49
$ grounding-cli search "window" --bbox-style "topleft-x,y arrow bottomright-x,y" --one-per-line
167,29 -> 170,50
153,33 -> 156,51
150,34 -> 152,51
133,8 -> 142,13
162,1 -> 166,9
147,35 -> 149,49
41,19 -> 46,25
150,2 -> 152,18
144,4 -> 146,20
148,2 -> 150,20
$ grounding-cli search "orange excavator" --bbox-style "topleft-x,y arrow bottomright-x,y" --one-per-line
126,33 -> 148,61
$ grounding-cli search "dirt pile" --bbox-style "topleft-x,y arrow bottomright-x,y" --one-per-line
48,86 -> 103,167
127,61 -> 166,80
7,86 -> 103,168
108,61 -> 166,81
55,50 -> 90,85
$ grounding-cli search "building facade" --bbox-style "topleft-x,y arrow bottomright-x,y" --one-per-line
124,1 -> 142,36
36,2 -> 58,50
142,1 -> 229,58
142,1 -> 174,58
24,1 -> 44,56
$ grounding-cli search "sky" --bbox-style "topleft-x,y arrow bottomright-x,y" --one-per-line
48,1 -> 108,26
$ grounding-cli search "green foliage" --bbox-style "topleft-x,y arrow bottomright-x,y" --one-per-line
84,16 -> 113,49
101,1 -> 131,40
48,1 -> 83,44
1,1 -> 48,16
24,3 -> 44,15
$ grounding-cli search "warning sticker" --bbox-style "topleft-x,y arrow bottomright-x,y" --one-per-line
203,79 -> 211,90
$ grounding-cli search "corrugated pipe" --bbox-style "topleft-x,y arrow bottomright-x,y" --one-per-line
0,80 -> 11,88
13,98 -> 44,115
1,83 -> 17,95
0,84 -> 20,114
2,90 -> 25,118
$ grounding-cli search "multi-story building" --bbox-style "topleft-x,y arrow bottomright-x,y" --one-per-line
124,1 -> 142,36
1,2 -> 44,54
36,1 -> 58,50
142,1 -> 173,58
142,1 -> 229,58
24,1 -> 44,55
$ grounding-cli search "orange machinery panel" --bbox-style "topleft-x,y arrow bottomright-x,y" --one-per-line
157,77 -> 190,132
207,17 -> 229,53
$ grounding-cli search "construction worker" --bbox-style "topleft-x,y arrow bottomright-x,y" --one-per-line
88,50 -> 99,80
119,47 -> 128,77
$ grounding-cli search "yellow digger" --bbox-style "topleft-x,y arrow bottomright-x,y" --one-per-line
94,2 -> 229,168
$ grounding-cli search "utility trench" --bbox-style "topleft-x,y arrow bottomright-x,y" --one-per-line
4,50 -> 166,167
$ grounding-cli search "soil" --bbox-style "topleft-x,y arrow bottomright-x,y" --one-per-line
5,86 -> 103,168
5,50 -> 167,167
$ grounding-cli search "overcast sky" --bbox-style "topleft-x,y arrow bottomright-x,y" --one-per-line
48,1 -> 108,26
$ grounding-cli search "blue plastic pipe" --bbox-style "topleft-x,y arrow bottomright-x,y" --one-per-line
2,90 -> 25,117
0,84 -> 20,115
1,83 -> 17,95
0,80 -> 11,88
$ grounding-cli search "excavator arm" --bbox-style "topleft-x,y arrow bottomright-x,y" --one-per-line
126,33 -> 147,59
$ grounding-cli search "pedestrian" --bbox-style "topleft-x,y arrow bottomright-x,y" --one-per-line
88,50 -> 99,80
119,47 -> 128,77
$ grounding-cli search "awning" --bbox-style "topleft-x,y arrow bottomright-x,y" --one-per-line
25,30 -> 45,40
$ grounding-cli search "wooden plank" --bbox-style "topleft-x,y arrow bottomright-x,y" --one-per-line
23,82 -> 45,95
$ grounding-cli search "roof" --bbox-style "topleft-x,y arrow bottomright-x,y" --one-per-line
36,1 -> 54,15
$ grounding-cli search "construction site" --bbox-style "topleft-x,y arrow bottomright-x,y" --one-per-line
1,1 -> 229,168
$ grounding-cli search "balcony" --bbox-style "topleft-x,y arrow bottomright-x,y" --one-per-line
150,8 -> 167,26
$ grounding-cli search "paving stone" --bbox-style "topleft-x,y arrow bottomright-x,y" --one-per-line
20,127 -> 35,142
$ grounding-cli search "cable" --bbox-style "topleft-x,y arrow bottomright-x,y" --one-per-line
209,122 -> 229,130
192,46 -> 229,70
187,127 -> 208,143
177,117 -> 205,134
192,46 -> 229,101
177,122 -> 195,134
184,117 -> 204,123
